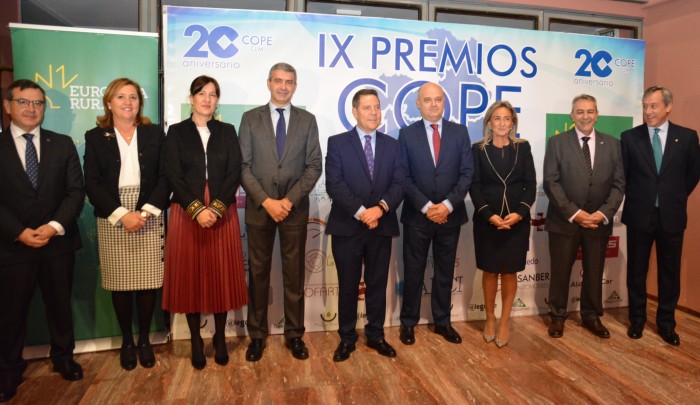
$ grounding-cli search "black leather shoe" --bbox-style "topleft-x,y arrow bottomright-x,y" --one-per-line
332,342 -> 356,362
627,323 -> 644,339
246,338 -> 265,362
367,339 -> 397,357
548,319 -> 565,338
434,325 -> 462,344
399,326 -> 415,345
658,327 -> 680,346
53,359 -> 83,381
190,336 -> 206,370
582,318 -> 610,339
0,387 -> 16,403
137,342 -> 155,368
120,344 -> 137,371
286,337 -> 309,360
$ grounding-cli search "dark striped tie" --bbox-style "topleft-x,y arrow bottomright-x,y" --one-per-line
23,133 -> 39,188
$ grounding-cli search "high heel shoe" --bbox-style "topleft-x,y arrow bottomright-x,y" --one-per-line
495,338 -> 508,348
120,343 -> 137,371
483,319 -> 496,343
138,342 -> 156,368
191,336 -> 206,370
213,332 -> 229,366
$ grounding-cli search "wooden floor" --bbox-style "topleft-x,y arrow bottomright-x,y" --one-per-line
9,302 -> 700,404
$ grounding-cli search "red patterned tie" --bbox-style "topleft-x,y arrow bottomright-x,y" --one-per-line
430,124 -> 440,164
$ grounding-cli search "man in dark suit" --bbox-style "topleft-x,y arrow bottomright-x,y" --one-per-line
398,82 -> 473,345
239,63 -> 322,361
325,89 -> 404,361
621,86 -> 700,346
0,80 -> 85,402
544,94 -> 625,340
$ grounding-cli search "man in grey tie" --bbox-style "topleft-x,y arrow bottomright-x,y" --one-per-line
621,86 -> 700,346
239,63 -> 322,362
0,79 -> 85,402
543,94 -> 625,340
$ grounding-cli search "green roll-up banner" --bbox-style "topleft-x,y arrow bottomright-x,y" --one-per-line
9,24 -> 163,353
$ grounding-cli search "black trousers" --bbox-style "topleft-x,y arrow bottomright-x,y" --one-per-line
626,209 -> 684,329
400,224 -> 460,327
246,222 -> 307,339
332,231 -> 391,343
547,231 -> 608,320
0,252 -> 76,386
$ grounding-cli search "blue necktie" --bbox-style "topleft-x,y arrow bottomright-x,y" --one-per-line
652,128 -> 663,173
364,135 -> 374,180
23,134 -> 39,189
276,108 -> 286,158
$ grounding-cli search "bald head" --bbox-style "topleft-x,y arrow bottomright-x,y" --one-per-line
416,82 -> 445,123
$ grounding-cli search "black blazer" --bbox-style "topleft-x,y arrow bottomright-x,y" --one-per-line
325,128 -> 404,237
621,122 -> 700,233
399,119 -> 473,228
83,124 -> 170,217
469,141 -> 536,223
0,128 -> 84,265
164,116 -> 241,218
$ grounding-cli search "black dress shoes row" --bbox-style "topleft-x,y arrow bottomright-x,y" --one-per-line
246,338 -> 265,362
581,318 -> 610,339
627,323 -> 644,339
285,337 -> 309,360
399,326 -> 415,345
434,325 -> 462,344
658,327 -> 681,346
53,359 -> 84,381
548,319 -> 564,338
332,342 -> 356,362
367,339 -> 397,357
120,344 -> 137,371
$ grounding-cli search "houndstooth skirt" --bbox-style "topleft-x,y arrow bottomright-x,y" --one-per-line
97,186 -> 165,291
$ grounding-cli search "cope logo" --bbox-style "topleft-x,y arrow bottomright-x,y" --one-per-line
184,25 -> 239,58
574,49 -> 637,78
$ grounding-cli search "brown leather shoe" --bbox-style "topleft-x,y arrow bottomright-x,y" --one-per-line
548,319 -> 564,338
582,317 -> 610,339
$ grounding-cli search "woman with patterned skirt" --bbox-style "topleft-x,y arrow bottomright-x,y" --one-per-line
163,75 -> 247,369
84,78 -> 170,370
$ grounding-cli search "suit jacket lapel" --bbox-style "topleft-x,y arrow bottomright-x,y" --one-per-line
373,132 -> 387,183
348,128 -> 373,182
0,131 -> 32,189
260,105 -> 280,161
37,129 -> 54,189
635,125 -> 658,175
137,125 -> 149,154
659,123 -> 679,176
413,121 -> 434,168
565,130 -> 590,176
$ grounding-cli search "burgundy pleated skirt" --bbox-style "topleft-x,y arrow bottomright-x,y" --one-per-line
163,185 -> 247,314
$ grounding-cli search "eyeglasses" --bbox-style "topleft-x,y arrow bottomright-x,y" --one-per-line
10,98 -> 46,108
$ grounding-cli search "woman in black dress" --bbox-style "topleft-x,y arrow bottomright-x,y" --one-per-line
470,101 -> 536,348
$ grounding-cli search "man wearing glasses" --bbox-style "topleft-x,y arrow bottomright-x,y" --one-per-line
0,79 -> 85,402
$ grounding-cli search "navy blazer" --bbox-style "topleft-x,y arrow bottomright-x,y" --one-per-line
0,128 -> 84,265
325,128 -> 404,237
399,119 -> 473,228
164,116 -> 241,216
621,122 -> 700,233
83,124 -> 170,218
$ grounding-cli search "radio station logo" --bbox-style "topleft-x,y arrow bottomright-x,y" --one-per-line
180,24 -> 274,69
572,48 -> 638,86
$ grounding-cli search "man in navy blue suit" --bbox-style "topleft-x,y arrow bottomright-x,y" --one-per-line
325,89 -> 404,361
622,86 -> 700,346
398,82 -> 473,345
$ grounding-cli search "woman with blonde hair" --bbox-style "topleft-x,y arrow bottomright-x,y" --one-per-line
469,100 -> 536,347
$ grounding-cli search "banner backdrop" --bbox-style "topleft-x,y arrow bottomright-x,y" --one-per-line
163,7 -> 644,338
10,24 -> 162,355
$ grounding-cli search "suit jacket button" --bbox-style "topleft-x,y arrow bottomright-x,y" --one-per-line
278,165 -> 282,168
